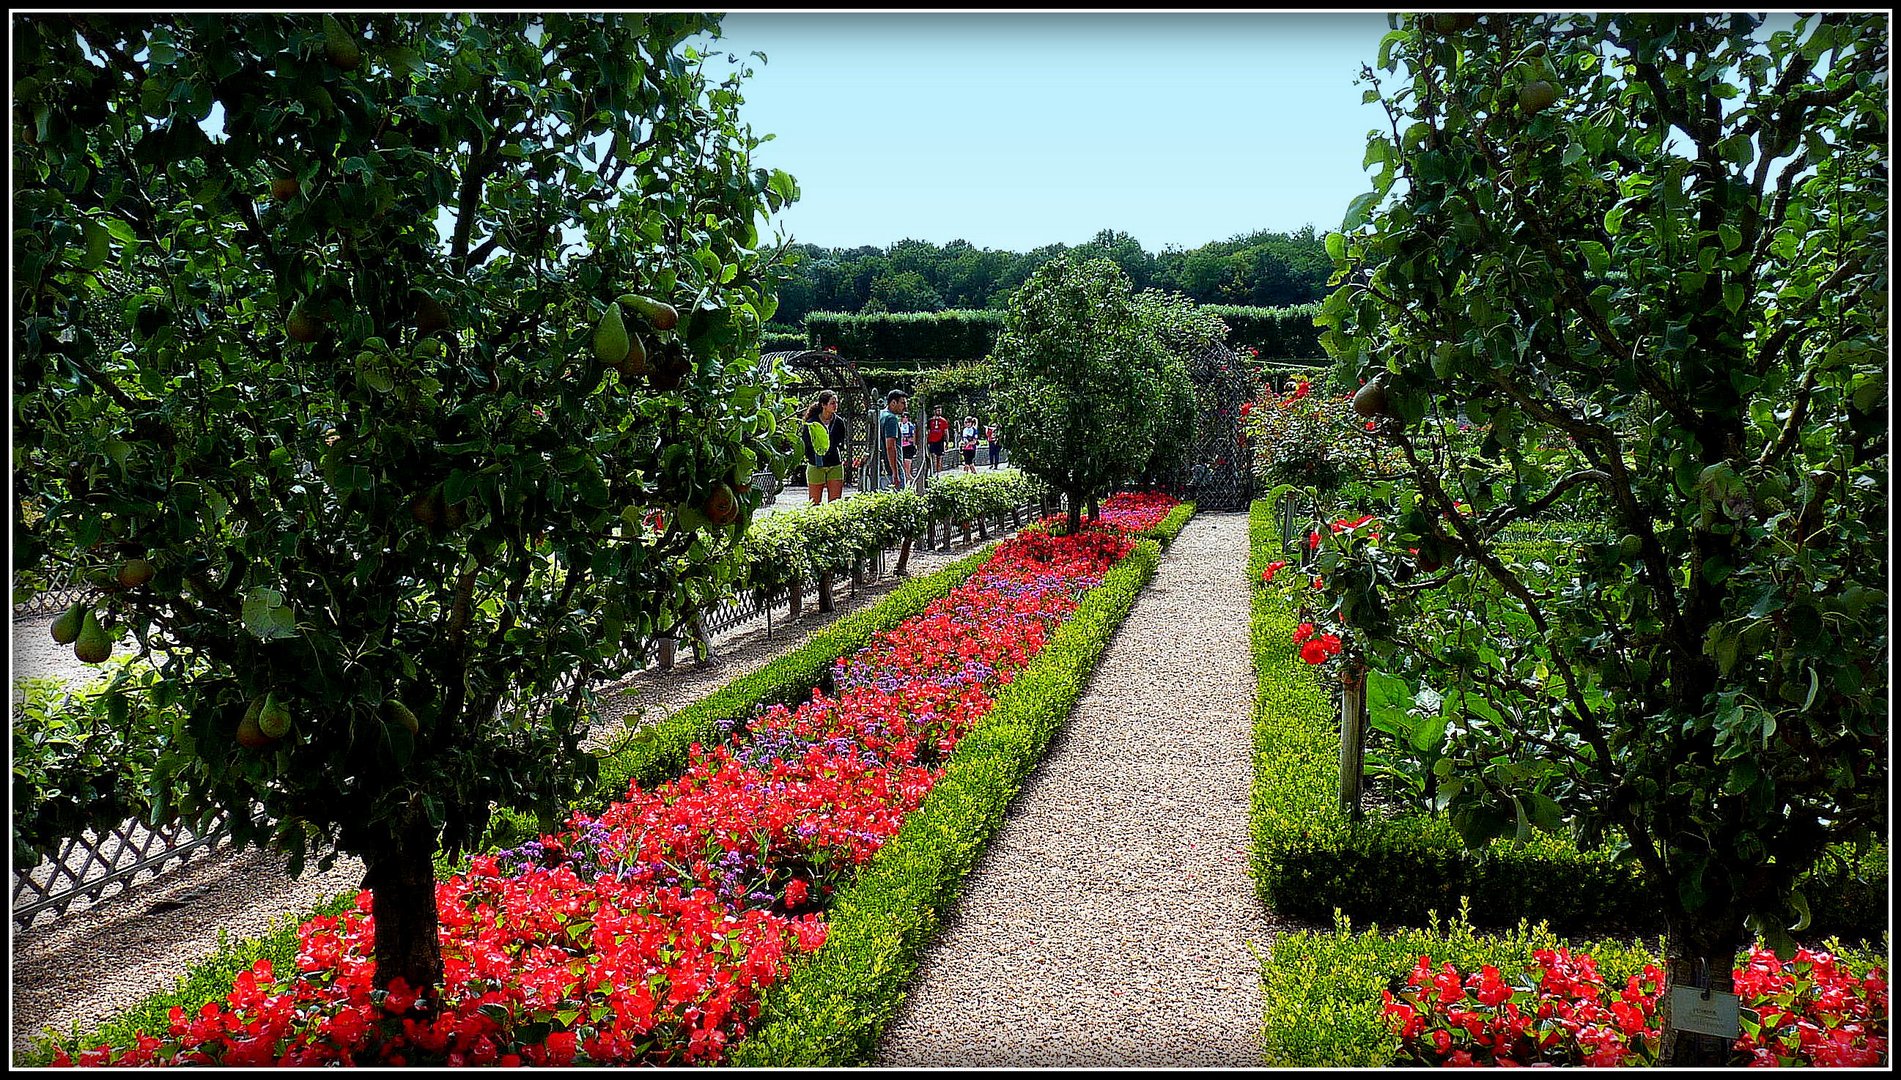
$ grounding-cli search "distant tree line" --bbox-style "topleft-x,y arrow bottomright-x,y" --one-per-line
769,227 -> 1333,326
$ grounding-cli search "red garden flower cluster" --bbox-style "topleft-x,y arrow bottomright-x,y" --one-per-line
1733,943 -> 1889,1067
1292,621 -> 1343,665
52,499 -> 1172,1069
1383,944 -> 1888,1068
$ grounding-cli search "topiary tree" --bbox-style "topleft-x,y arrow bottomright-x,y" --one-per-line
1317,12 -> 1887,1063
991,254 -> 1167,531
12,13 -> 798,1003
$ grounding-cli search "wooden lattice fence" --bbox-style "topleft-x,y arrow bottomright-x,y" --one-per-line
12,814 -> 235,931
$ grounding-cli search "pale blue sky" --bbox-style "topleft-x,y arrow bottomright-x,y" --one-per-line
698,12 -> 1396,252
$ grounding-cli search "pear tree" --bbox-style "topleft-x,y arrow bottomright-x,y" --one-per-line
1319,12 -> 1886,1064
13,13 -> 798,1001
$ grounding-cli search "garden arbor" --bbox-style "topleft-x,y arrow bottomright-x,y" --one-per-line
14,13 -> 796,999
1177,341 -> 1257,511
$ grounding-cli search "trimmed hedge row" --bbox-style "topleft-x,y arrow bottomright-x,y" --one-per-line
922,469 -> 1046,528
728,536 -> 1171,1065
738,477 -> 1049,602
1259,906 -> 1668,1066
739,490 -> 928,601
1246,499 -> 1886,943
1142,499 -> 1197,548
806,310 -> 1004,363
762,330 -> 808,354
1204,303 -> 1326,359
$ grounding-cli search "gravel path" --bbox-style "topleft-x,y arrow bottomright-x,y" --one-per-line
8,531 -> 990,1062
872,512 -> 1280,1068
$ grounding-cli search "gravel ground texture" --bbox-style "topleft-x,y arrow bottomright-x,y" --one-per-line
872,511 -> 1281,1068
8,528 -> 990,1063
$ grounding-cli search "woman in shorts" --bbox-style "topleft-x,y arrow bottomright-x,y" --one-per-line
801,390 -> 848,504
960,415 -> 980,472
899,409 -> 918,486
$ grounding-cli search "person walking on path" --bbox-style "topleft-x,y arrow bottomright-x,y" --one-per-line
984,421 -> 1002,469
898,408 -> 919,488
800,390 -> 848,505
959,415 -> 979,473
926,405 -> 950,476
874,512 -> 1272,1067
878,390 -> 909,492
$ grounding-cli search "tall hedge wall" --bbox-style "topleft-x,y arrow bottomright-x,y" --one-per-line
1202,303 -> 1326,359
800,303 -> 1328,366
805,310 -> 1005,363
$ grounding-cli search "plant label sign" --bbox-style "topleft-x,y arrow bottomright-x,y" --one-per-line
1668,986 -> 1741,1039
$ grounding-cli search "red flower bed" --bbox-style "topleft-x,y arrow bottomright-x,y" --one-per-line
1383,945 -> 1888,1067
53,502 -> 1173,1068
1036,489 -> 1181,535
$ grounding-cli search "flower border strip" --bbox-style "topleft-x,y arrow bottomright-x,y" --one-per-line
726,535 -> 1172,1066
15,547 -> 998,1068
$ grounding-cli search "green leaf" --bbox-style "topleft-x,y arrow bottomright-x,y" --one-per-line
1342,190 -> 1382,233
241,588 -> 296,641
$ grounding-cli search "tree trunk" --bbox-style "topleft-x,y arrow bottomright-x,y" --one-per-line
787,577 -> 802,619
1066,489 -> 1081,533
1087,495 -> 1100,522
365,811 -> 444,1006
1339,663 -> 1367,821
895,535 -> 912,576
1656,919 -> 1746,1066
817,570 -> 835,612
656,635 -> 676,670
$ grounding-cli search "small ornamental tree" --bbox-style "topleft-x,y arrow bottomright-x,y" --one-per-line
991,254 -> 1167,531
1317,12 -> 1887,1063
13,13 -> 797,1002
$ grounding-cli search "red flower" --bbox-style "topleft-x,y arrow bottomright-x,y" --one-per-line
1293,622 -> 1316,644
1261,560 -> 1288,583
1299,639 -> 1331,665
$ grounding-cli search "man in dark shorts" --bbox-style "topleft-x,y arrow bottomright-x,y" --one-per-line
926,404 -> 950,476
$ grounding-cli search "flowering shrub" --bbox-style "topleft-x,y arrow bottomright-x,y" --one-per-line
1383,945 -> 1888,1068
1242,379 -> 1358,493
52,501 -> 1172,1068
